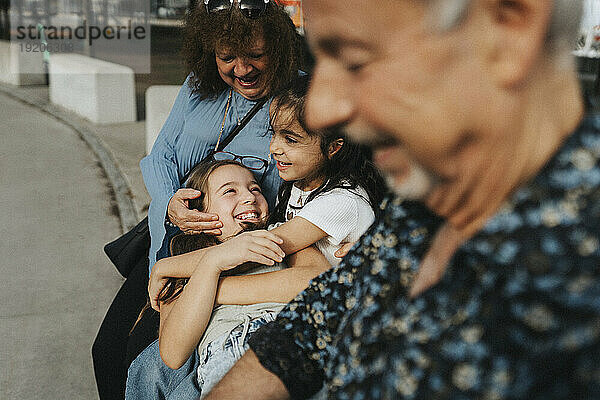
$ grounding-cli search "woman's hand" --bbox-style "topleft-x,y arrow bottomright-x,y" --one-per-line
205,230 -> 285,273
167,188 -> 223,235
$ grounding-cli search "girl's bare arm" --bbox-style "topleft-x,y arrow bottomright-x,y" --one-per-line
215,245 -> 330,305
158,259 -> 220,369
149,248 -> 212,311
158,231 -> 285,369
269,216 -> 328,255
149,217 -> 326,309
159,246 -> 331,368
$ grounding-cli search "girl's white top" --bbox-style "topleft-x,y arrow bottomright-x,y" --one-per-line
284,184 -> 375,266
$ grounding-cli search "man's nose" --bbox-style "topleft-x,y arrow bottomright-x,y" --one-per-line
233,58 -> 253,77
305,61 -> 354,131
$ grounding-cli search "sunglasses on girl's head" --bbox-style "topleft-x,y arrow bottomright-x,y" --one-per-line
212,151 -> 269,184
204,0 -> 269,19
212,151 -> 268,171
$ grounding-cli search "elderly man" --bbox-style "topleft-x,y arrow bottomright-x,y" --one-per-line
206,0 -> 600,398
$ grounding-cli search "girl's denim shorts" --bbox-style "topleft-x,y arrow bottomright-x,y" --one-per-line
196,310 -> 279,398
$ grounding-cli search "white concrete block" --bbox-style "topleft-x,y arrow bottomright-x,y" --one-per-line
48,54 -> 136,124
145,85 -> 180,154
0,40 -> 46,85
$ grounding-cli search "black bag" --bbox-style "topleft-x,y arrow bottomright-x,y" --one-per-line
104,97 -> 267,278
104,217 -> 150,277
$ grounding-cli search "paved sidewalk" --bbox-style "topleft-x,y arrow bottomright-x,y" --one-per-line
0,83 -> 150,399
0,84 -> 151,226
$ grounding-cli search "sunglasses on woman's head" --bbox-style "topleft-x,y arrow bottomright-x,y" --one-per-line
204,0 -> 269,19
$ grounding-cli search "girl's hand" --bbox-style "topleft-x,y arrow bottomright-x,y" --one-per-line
148,260 -> 170,311
205,230 -> 285,273
167,188 -> 223,235
334,242 -> 355,258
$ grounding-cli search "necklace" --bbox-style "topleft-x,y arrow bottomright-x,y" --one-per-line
214,90 -> 264,151
214,89 -> 233,151
231,90 -> 241,125
294,185 -> 313,207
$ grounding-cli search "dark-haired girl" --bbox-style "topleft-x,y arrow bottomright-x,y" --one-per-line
267,74 -> 387,265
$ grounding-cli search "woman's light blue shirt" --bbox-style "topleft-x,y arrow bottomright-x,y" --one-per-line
140,75 -> 282,273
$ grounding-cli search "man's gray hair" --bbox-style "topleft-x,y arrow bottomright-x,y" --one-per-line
428,0 -> 583,57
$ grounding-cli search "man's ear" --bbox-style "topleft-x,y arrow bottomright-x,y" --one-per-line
483,0 -> 552,87
328,138 -> 344,159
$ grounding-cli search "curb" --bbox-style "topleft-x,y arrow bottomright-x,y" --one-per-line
0,82 -> 139,233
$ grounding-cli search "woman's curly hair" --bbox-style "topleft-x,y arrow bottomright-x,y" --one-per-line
182,2 -> 307,99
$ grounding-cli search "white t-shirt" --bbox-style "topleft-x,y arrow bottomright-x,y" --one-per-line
285,184 -> 375,266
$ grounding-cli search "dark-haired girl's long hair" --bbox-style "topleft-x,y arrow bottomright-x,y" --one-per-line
269,75 -> 387,225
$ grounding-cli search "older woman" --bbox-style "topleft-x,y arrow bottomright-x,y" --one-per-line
143,0 -> 306,270
92,2 -> 306,398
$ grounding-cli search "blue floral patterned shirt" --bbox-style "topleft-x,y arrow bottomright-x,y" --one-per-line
248,113 -> 600,399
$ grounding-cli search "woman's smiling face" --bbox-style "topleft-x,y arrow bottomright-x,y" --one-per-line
215,35 -> 270,100
204,164 -> 269,239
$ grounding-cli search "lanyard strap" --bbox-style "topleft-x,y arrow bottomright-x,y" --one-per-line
216,95 -> 268,152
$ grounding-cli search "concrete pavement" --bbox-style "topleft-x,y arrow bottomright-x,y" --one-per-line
0,84 -> 149,399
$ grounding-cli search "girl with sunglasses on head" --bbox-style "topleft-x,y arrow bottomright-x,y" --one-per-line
126,158 -> 331,399
92,2 -> 308,399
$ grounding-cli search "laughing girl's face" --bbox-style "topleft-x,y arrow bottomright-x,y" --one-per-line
204,164 -> 269,239
269,105 -> 327,191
